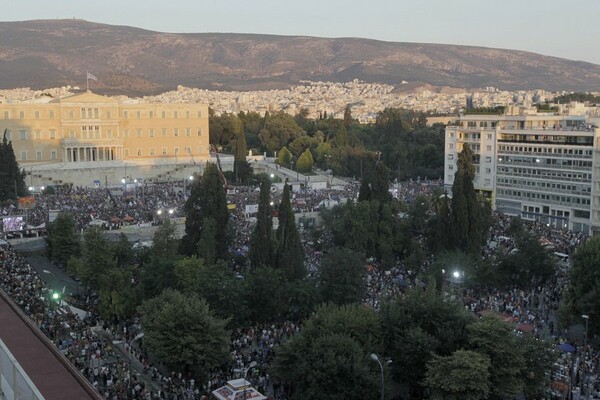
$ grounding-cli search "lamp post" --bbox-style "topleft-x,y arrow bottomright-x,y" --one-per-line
183,175 -> 193,199
242,361 -> 257,400
128,332 -> 144,400
370,353 -> 392,400
581,314 -> 589,398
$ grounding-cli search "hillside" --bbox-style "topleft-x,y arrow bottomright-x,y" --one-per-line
1,19 -> 599,95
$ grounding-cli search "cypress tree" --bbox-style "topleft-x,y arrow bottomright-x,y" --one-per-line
275,184 -> 305,281
233,118 -> 252,183
179,164 -> 229,261
248,177 -> 275,269
0,130 -> 27,201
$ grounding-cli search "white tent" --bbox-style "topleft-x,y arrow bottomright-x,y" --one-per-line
212,379 -> 266,400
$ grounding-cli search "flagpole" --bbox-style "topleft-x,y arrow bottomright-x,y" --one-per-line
86,71 -> 89,91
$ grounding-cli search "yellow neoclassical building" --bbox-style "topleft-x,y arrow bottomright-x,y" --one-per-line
0,91 -> 211,186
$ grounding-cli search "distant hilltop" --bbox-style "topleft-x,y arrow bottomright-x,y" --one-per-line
0,19 -> 600,95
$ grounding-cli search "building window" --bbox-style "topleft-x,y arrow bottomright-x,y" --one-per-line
81,126 -> 87,139
124,148 -> 130,157
186,111 -> 190,118
137,129 -> 142,137
19,111 -> 24,119
21,151 -> 27,161
197,110 -> 202,118
34,111 -> 40,119
162,147 -> 167,155
51,151 -> 57,160
69,130 -> 75,139
49,110 -> 55,119
149,129 -> 155,137
174,147 -> 179,155
106,111 -> 111,118
149,111 -> 154,118
162,128 -> 167,137
35,130 -> 41,140
485,168 -> 491,173
137,149 -> 142,156
448,165 -> 454,170
149,148 -> 155,156
50,130 -> 56,139
185,128 -> 191,136
174,128 -> 179,137
486,145 -> 492,151
3,111 -> 9,119
174,111 -> 178,119
162,111 -> 166,118
107,130 -> 112,138
123,111 -> 129,119
36,151 -> 42,160
186,146 -> 191,154
197,128 -> 203,136
19,130 -> 27,140
81,108 -> 86,118
124,129 -> 130,138
69,111 -> 74,119
449,143 -> 454,149
137,111 -> 141,119
94,108 -> 99,118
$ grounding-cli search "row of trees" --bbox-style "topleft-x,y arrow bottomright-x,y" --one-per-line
210,107 -> 445,181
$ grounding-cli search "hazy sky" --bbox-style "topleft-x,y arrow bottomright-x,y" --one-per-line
6,0 -> 600,65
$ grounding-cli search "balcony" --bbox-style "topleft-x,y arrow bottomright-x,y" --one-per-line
61,138 -> 123,148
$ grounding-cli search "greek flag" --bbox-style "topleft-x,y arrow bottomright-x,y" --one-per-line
87,72 -> 98,81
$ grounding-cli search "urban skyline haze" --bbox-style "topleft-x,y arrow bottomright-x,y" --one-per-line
5,0 -> 600,65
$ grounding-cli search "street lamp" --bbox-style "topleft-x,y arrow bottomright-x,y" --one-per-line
581,314 -> 590,398
242,361 -> 257,400
370,353 -> 392,400
128,332 -> 144,400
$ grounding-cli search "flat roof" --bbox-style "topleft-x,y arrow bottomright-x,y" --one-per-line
0,291 -> 101,400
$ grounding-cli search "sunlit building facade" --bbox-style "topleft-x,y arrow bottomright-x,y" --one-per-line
445,106 -> 600,234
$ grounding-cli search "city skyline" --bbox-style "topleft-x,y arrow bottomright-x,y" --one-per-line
4,0 -> 600,65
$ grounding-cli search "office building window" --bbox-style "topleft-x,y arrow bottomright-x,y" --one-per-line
19,130 -> 27,140
137,111 -> 141,119
69,111 -> 74,118
174,147 -> 179,155
51,151 -> 57,160
149,111 -> 153,118
106,130 -> 112,138
185,146 -> 191,154
19,111 -> 24,119
50,130 -> 56,139
149,148 -> 155,156
124,129 -> 130,138
162,111 -> 166,118
34,111 -> 40,119
137,149 -> 142,156
197,110 -> 202,118
94,108 -> 99,118
36,151 -> 42,160
137,129 -> 142,137
197,128 -> 203,136
81,108 -> 87,118
162,147 -> 167,155
174,111 -> 178,119
149,129 -> 155,137
49,110 -> 55,119
185,128 -> 191,136
3,111 -> 9,119
21,151 -> 27,161
162,128 -> 167,137
486,145 -> 492,151
174,128 -> 179,137
186,111 -> 190,118
81,126 -> 87,139
35,130 -> 41,140
123,111 -> 129,119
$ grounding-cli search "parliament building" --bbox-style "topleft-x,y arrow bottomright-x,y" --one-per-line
0,91 -> 210,186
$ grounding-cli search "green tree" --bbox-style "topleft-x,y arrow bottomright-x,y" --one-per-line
425,350 -> 491,400
143,220 -> 179,298
0,129 -> 27,201
466,315 -> 525,400
78,226 -> 116,288
248,177 -> 275,269
564,236 -> 600,336
496,231 -> 556,286
233,121 -> 252,183
46,212 -> 80,267
343,105 -> 354,129
179,164 -> 229,260
318,247 -> 367,305
275,184 -> 305,281
519,334 -> 558,399
295,148 -> 314,173
139,289 -> 230,379
427,193 -> 452,253
450,145 -> 490,254
277,146 -> 293,168
98,267 -> 140,321
242,267 -> 288,323
272,304 -> 382,400
113,232 -> 134,267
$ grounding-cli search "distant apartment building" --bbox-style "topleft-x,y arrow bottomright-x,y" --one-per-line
0,91 -> 210,185
445,105 -> 600,234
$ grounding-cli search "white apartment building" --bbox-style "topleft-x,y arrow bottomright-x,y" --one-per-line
445,106 -> 600,235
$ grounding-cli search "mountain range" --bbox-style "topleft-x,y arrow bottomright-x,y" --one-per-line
1,19 -> 599,95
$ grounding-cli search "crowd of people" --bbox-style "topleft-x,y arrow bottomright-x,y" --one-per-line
0,176 -> 598,399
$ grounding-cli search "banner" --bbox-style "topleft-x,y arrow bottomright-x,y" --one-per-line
18,196 -> 36,210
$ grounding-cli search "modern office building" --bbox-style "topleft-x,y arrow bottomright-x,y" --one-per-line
445,105 -> 600,234
0,91 -> 210,186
